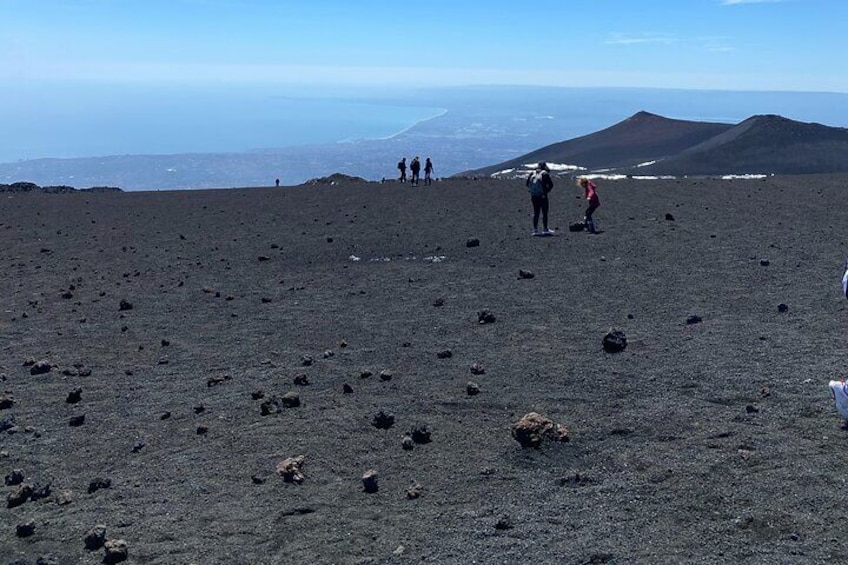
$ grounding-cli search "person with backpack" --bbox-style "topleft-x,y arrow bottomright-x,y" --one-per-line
578,177 -> 600,234
410,156 -> 421,186
397,157 -> 407,182
526,162 -> 554,236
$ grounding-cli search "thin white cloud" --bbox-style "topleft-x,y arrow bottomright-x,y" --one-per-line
720,0 -> 787,5
605,33 -> 676,46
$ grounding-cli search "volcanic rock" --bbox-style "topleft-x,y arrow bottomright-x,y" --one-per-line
103,539 -> 128,564
69,414 -> 86,427
260,398 -> 281,415
84,525 -> 107,550
293,374 -> 310,386
372,410 -> 395,429
16,521 -> 36,538
665,213 -> 676,221
276,455 -> 306,484
5,469 -> 24,486
477,310 -> 496,324
342,383 -> 354,394
602,330 -> 627,353
0,393 -> 14,409
406,480 -> 423,499
518,269 -> 535,279
66,387 -> 83,404
401,435 -> 415,450
466,237 -> 480,248
411,424 -> 432,444
7,483 -> 33,508
362,469 -> 379,493
436,349 -> 453,359
30,360 -> 52,375
686,315 -> 703,325
379,370 -> 393,381
30,482 -> 51,501
88,477 -> 111,494
511,412 -> 570,448
281,391 -> 301,408
119,299 -> 133,311
778,303 -> 789,313
467,382 -> 481,396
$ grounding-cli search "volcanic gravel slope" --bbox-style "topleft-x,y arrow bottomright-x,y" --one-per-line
2,175 -> 848,564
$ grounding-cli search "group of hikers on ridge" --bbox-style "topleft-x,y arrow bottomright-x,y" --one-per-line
526,161 -> 600,236
397,156 -> 434,186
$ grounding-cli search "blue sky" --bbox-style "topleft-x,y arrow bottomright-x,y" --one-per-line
2,0 -> 846,92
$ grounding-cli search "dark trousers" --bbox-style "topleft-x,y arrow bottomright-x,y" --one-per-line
531,195 -> 549,230
585,202 -> 598,220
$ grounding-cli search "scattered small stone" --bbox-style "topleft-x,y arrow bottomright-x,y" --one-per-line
0,393 -> 14,409
436,349 -> 453,359
401,435 -> 415,450
207,375 -> 231,387
760,386 -> 771,397
760,259 -> 770,266
196,425 -> 209,435
118,299 -> 133,311
477,310 -> 496,324
276,455 -> 306,484
342,383 -> 354,394
5,469 -> 24,486
103,539 -> 128,564
372,410 -> 395,429
251,390 -> 265,400
281,391 -> 301,408
56,490 -> 73,505
778,303 -> 789,313
66,388 -> 83,404
466,237 -> 480,248
360,370 -> 373,379
87,477 -> 111,494
393,545 -> 405,556
69,414 -> 86,427
293,374 -> 310,386
23,358 -> 36,367
7,484 -> 32,508
411,424 -> 432,444
379,370 -> 393,382
602,329 -> 627,353
257,255 -> 271,262
665,213 -> 675,221
16,521 -> 36,538
260,398 -> 281,415
61,290 -> 74,299
84,525 -> 107,550
686,314 -> 703,325
470,362 -> 486,375
0,415 -> 16,433
193,404 -> 205,414
161,339 -> 171,346
432,297 -> 445,307
467,382 -> 481,396
30,482 -> 51,501
495,516 -> 513,530
406,480 -> 423,499
339,340 -> 348,348
746,404 -> 760,414
323,350 -> 334,359
362,469 -> 379,493
301,355 -> 314,367
132,439 -> 146,453
251,474 -> 266,485
159,411 -> 171,420
518,269 -> 535,279
261,297 -> 273,303
511,412 -> 570,448
30,360 -> 52,375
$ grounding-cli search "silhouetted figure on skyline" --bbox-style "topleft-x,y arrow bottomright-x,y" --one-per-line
275,178 -> 280,187
424,157 -> 434,185
397,157 -> 407,182
410,156 -> 421,185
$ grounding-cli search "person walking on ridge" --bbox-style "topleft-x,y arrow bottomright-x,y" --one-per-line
578,177 -> 600,234
410,156 -> 421,186
526,162 -> 554,236
398,157 -> 407,183
424,157 -> 434,185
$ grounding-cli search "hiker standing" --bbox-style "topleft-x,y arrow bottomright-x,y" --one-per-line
397,157 -> 407,182
526,162 -> 554,236
579,177 -> 600,234
424,157 -> 434,185
410,156 -> 421,186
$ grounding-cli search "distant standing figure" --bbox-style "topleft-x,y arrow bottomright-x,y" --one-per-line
275,178 -> 280,187
424,157 -> 434,185
398,157 -> 407,182
526,162 -> 554,236
579,177 -> 600,234
410,156 -> 421,186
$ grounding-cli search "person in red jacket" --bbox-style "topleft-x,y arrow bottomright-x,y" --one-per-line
579,177 -> 600,234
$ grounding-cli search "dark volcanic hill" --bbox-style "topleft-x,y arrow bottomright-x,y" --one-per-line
462,111 -> 734,177
464,112 -> 848,178
625,114 -> 848,176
